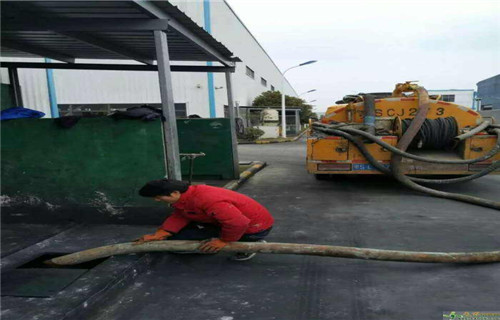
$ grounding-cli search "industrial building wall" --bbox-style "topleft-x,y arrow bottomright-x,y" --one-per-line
0,57 -> 210,118
209,1 -> 297,114
52,60 -> 210,117
163,0 -> 298,116
477,74 -> 500,109
0,0 -> 296,118
428,90 -> 476,109
0,57 -> 52,117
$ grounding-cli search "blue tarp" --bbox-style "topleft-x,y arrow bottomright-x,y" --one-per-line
0,107 -> 45,120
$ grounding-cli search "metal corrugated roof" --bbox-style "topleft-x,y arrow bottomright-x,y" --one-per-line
0,1 -> 237,65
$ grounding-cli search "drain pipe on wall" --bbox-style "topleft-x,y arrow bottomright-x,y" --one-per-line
203,0 -> 217,118
45,58 -> 59,118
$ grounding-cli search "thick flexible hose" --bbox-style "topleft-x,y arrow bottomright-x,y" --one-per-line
45,240 -> 500,265
391,90 -> 500,210
315,128 -> 391,175
391,163 -> 500,210
314,127 -> 500,184
454,120 -> 491,141
409,159 -> 500,184
313,123 -> 500,165
314,108 -> 499,207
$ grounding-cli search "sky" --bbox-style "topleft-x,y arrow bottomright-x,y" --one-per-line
226,0 -> 500,112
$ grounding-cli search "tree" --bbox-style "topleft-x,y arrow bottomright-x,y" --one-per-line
252,91 -> 317,124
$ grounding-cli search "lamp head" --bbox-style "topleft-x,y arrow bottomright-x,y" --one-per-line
299,60 -> 317,66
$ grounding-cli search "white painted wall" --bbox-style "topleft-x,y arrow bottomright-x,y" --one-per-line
207,0 -> 297,115
0,0 -> 297,118
428,90 -> 476,109
0,57 -> 52,117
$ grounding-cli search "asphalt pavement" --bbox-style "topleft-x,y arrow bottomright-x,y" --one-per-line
2,138 -> 499,320
87,138 -> 500,320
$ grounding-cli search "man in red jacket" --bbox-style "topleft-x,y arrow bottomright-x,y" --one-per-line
135,179 -> 274,261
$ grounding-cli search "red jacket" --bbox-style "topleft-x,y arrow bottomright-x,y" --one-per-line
160,185 -> 273,242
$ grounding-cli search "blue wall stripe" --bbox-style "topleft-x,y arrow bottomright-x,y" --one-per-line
203,0 -> 216,118
44,58 -> 59,118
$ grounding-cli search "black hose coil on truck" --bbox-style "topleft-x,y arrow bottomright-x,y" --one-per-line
401,117 -> 458,150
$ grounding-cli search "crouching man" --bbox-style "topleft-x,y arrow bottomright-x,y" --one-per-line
135,179 -> 274,261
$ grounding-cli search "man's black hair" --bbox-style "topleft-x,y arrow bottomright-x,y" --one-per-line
139,179 -> 189,197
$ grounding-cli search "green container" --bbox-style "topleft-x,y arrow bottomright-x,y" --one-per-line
1,117 -> 236,209
1,118 -> 165,207
178,118 -> 236,180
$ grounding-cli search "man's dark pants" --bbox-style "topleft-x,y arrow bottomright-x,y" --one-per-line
168,223 -> 272,242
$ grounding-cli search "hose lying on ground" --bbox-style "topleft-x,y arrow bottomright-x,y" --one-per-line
44,240 -> 500,266
391,165 -> 500,210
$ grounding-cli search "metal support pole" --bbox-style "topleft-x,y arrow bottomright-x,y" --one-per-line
281,84 -> 286,138
225,71 -> 240,179
154,30 -> 182,180
246,108 -> 250,127
279,61 -> 317,137
295,110 -> 301,134
8,68 -> 23,106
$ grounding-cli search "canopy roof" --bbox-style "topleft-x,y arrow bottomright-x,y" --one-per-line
0,0 -> 238,66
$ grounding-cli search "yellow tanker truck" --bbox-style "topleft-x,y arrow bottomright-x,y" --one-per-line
307,82 -> 500,180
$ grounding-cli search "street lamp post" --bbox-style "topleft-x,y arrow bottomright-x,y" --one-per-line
281,60 -> 317,138
299,89 -> 316,97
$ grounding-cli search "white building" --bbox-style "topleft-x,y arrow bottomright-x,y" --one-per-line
428,89 -> 478,110
0,0 -> 297,118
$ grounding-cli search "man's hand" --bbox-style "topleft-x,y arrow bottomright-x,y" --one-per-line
198,238 -> 228,253
134,229 -> 172,245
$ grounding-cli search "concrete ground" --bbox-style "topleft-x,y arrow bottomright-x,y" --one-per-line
2,138 -> 499,320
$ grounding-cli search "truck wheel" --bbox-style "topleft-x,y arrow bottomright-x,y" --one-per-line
315,174 -> 329,180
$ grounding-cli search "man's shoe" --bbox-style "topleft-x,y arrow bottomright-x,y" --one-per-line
230,240 -> 266,261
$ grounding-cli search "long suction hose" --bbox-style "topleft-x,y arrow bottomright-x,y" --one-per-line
45,240 -> 500,266
313,126 -> 500,185
313,123 -> 500,165
455,120 -> 491,142
312,92 -> 499,210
